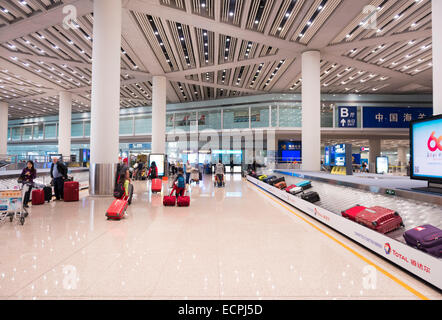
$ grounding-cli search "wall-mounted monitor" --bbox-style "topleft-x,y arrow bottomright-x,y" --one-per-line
410,114 -> 442,183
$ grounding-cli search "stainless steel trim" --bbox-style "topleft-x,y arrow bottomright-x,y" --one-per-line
89,163 -> 117,196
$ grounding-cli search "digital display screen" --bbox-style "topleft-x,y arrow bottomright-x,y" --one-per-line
411,115 -> 442,181
149,154 -> 165,177
282,150 -> 301,162
376,157 -> 389,174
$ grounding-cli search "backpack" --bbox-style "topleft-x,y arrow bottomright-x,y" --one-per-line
177,175 -> 185,189
113,175 -> 125,199
150,167 -> 157,179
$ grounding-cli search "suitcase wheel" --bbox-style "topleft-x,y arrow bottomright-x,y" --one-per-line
394,211 -> 399,216
372,221 -> 378,227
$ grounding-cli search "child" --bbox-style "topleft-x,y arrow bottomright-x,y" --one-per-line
114,167 -> 133,204
171,168 -> 186,198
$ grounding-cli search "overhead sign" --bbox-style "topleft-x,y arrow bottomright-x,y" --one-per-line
338,106 -> 357,128
363,107 -> 432,128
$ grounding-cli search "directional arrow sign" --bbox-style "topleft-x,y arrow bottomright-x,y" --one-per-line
338,106 -> 357,128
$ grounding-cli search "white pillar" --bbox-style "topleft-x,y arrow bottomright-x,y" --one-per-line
58,91 -> 72,159
433,0 -> 442,115
301,50 -> 321,171
152,75 -> 167,154
369,138 -> 381,173
397,146 -> 407,173
89,0 -> 122,196
0,102 -> 8,155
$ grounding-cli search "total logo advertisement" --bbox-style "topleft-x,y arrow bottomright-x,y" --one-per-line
383,242 -> 432,275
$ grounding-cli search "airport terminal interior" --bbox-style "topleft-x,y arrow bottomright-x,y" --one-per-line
0,0 -> 441,300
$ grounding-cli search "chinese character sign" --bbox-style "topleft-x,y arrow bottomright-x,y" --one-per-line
363,107 -> 433,128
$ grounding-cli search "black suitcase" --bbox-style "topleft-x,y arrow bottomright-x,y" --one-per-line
269,177 -> 285,186
301,191 -> 320,203
43,186 -> 53,203
264,176 -> 277,184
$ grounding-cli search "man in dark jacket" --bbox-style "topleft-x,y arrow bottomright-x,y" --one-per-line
50,157 -> 68,200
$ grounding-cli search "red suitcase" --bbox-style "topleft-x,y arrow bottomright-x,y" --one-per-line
151,178 -> 162,193
355,206 -> 404,234
64,181 -> 79,202
106,198 -> 128,220
163,196 -> 176,206
341,205 -> 366,221
177,193 -> 190,207
285,185 -> 297,193
32,189 -> 45,205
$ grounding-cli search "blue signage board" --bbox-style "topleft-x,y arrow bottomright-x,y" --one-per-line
324,146 -> 331,166
352,153 -> 361,165
363,107 -> 432,128
333,144 -> 347,167
278,141 -> 302,162
338,106 -> 358,128
129,143 -> 151,149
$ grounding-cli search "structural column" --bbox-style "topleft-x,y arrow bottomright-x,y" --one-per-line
58,91 -> 72,159
433,0 -> 442,115
152,75 -> 167,154
397,146 -> 407,174
369,138 -> 381,173
89,0 -> 122,196
0,102 -> 8,156
301,50 -> 321,171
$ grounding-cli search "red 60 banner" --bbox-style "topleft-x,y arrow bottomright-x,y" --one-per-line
427,131 -> 442,152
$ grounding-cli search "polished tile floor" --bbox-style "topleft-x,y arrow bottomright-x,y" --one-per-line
0,175 -> 440,300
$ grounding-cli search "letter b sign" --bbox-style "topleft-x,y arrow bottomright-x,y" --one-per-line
340,108 -> 349,118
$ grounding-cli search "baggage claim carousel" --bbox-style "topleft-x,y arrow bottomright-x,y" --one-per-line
0,168 -> 90,190
247,170 -> 442,290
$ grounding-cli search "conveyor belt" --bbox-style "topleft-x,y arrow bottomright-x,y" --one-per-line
259,171 -> 442,246
0,170 -> 90,190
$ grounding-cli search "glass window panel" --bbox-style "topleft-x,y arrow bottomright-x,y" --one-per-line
134,115 -> 152,135
279,105 -> 301,127
223,107 -> 250,129
84,121 -> 90,137
11,127 -> 22,141
251,106 -> 269,128
71,122 -> 84,137
198,109 -> 221,131
166,113 -> 174,132
271,106 -> 278,127
321,105 -> 334,128
175,112 -> 196,132
44,124 -> 57,139
119,117 -> 133,135
33,124 -> 44,140
7,127 -> 11,141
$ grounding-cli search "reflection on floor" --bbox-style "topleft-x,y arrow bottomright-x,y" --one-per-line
0,174 -> 440,300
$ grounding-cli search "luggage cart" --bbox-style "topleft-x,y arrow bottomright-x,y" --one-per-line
0,184 -> 29,226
